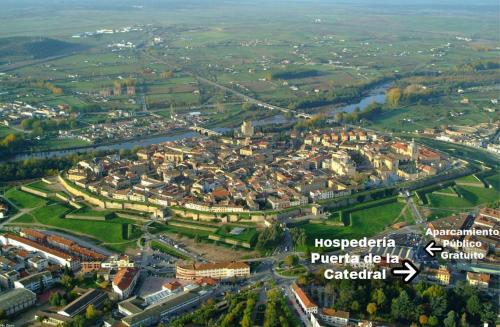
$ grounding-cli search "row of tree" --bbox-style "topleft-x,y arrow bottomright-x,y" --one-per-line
298,271 -> 497,326
255,224 -> 285,254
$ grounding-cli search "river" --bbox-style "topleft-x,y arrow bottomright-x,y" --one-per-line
2,83 -> 389,163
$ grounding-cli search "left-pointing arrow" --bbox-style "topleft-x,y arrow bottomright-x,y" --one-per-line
391,260 -> 419,283
424,241 -> 443,258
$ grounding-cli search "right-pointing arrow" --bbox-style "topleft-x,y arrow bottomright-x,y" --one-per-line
391,260 -> 419,283
424,241 -> 443,258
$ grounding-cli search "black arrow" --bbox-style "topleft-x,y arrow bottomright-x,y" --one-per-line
424,241 -> 443,258
391,260 -> 419,283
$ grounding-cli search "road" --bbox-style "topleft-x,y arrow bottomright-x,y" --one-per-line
406,193 -> 424,223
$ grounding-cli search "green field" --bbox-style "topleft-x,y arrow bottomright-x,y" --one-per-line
151,240 -> 189,259
455,175 -> 483,185
4,188 -> 47,208
69,206 -> 116,219
484,173 -> 500,190
302,201 -> 405,249
215,226 -> 258,244
14,214 -> 36,223
5,187 -> 141,244
426,184 -> 498,208
25,180 -> 55,193
27,204 -> 139,243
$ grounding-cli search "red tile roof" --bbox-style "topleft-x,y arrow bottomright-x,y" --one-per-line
163,281 -> 182,291
292,283 -> 317,309
113,268 -> 138,291
5,234 -> 73,261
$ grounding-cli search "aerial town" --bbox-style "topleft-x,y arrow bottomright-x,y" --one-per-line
64,121 -> 450,216
0,0 -> 498,326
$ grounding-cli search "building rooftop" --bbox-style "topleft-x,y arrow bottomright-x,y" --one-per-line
4,234 -> 74,261
178,261 -> 249,271
58,288 -> 107,317
113,268 -> 138,291
0,288 -> 36,312
321,308 -> 350,319
16,271 -> 52,287
292,283 -> 317,309
467,272 -> 490,284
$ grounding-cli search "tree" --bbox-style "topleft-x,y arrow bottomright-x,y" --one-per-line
386,87 -> 402,107
76,272 -> 85,284
466,295 -> 481,317
443,311 -> 457,327
283,255 -> 298,267
49,292 -> 61,306
367,303 -> 377,317
460,313 -> 468,327
371,288 -> 386,307
428,315 -> 439,327
419,314 -> 429,325
60,274 -> 73,289
85,304 -> 96,320
351,300 -> 360,312
305,247 -> 311,259
430,295 -> 447,319
480,303 -> 496,325
391,290 -> 413,321
423,284 -> 445,298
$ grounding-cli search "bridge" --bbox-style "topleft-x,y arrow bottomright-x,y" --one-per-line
189,126 -> 222,137
296,112 -> 313,119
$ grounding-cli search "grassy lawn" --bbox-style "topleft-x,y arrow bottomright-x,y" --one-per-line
104,240 -> 138,253
13,214 -> 36,223
275,264 -> 307,277
27,203 -> 138,243
25,180 -> 55,193
215,226 -> 258,244
156,223 -> 212,239
303,201 -> 405,248
484,173 -> 500,190
4,188 -> 47,208
151,240 -> 189,259
427,184 -> 498,208
69,206 -> 116,219
433,186 -> 457,195
455,175 -> 483,185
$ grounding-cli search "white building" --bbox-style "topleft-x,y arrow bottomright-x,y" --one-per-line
291,283 -> 318,317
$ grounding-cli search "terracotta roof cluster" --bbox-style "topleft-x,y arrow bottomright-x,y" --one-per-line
22,229 -> 47,241
48,235 -> 74,247
321,308 -> 350,319
70,244 -> 107,261
179,261 -> 249,271
6,234 -> 73,261
292,283 -> 317,309
419,147 -> 440,160
195,277 -> 218,286
467,272 -> 490,284
113,268 -> 138,291
163,281 -> 182,291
